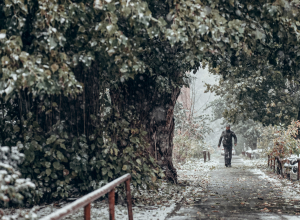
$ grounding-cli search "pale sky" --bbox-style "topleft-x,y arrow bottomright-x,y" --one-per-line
191,68 -> 223,147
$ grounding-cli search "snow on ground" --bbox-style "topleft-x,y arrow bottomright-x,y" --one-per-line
3,157 -> 216,220
282,216 -> 300,220
32,202 -> 177,220
241,156 -> 300,201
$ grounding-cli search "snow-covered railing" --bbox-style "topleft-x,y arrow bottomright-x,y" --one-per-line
40,174 -> 133,220
268,155 -> 300,180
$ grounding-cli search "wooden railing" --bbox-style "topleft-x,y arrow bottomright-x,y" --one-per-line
268,155 -> 300,180
203,151 -> 210,162
40,174 -> 133,220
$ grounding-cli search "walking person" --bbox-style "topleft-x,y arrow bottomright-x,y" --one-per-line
218,125 -> 237,167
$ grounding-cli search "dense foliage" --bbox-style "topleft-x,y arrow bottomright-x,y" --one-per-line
207,62 -> 300,126
205,0 -> 300,126
0,91 -> 164,203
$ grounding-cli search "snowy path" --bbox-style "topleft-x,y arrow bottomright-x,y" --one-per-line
167,155 -> 300,220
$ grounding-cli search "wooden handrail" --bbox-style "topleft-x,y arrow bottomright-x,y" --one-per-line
40,174 -> 133,220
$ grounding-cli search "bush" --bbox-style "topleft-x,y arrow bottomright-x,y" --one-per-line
173,134 -> 214,163
258,120 -> 300,158
0,145 -> 35,207
0,91 -> 164,204
0,208 -> 37,220
173,135 -> 202,163
18,119 -> 163,204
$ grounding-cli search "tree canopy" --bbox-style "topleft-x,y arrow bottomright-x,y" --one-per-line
2,0 -> 300,98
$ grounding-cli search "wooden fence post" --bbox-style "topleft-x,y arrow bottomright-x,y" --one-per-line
298,159 -> 300,181
125,179 -> 133,220
270,156 -> 273,170
84,203 -> 91,220
203,151 -> 206,163
109,189 -> 115,220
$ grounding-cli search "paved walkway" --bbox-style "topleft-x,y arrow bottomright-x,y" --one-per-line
167,155 -> 300,220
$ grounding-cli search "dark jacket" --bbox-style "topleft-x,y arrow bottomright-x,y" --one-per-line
218,130 -> 237,147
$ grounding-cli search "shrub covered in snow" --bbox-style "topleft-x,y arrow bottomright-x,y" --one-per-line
258,120 -> 300,158
0,145 -> 35,207
0,208 -> 37,220
173,101 -> 212,163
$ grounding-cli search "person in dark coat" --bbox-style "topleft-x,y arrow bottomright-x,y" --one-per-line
218,124 -> 237,167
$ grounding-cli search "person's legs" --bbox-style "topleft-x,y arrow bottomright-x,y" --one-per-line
224,146 -> 229,167
228,146 -> 232,167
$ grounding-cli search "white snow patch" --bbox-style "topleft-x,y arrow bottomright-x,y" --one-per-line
37,203 -> 176,220
282,216 -> 300,220
245,159 -> 300,200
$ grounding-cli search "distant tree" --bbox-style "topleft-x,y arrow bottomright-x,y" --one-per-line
206,98 -> 261,150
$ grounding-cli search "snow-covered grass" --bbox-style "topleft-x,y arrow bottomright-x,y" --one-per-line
251,168 -> 300,200
3,157 -> 217,220
240,155 -> 300,201
240,154 -> 267,168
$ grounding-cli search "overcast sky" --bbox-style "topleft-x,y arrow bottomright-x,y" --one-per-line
191,68 -> 224,147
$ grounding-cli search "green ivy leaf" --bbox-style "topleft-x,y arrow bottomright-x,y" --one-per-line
102,168 -> 108,175
57,151 -> 64,160
46,135 -> 57,145
46,169 -> 52,176
13,125 -> 20,133
53,161 -> 61,170
51,173 -> 58,179
60,143 -> 66,150
122,165 -> 127,171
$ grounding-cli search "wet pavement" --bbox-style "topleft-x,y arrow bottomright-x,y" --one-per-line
167,155 -> 300,220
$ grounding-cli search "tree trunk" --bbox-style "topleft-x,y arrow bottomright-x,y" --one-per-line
110,74 -> 180,183
296,107 -> 300,139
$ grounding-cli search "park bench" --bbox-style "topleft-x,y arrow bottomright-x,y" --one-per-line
268,155 -> 300,180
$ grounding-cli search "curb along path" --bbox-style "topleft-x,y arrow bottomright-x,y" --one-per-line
167,155 -> 300,220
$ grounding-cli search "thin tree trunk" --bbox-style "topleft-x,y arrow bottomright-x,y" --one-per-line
296,108 -> 300,139
83,75 -> 86,136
